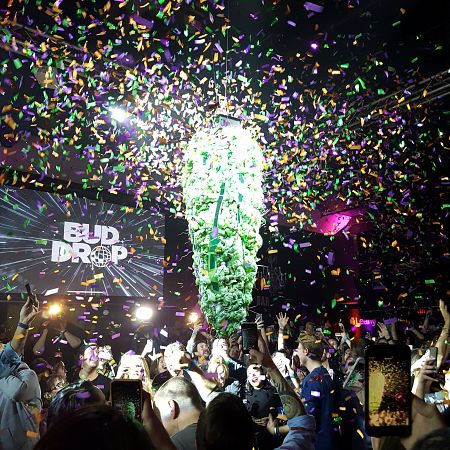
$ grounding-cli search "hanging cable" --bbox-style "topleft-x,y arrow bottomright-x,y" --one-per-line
224,0 -> 230,110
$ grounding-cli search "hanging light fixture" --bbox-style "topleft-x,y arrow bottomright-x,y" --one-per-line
182,112 -> 264,336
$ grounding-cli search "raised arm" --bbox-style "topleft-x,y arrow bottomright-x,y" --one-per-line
55,319 -> 82,349
33,325 -> 48,356
277,313 -> 289,351
12,296 -> 39,356
250,331 -> 306,419
436,300 -> 449,369
186,321 -> 202,355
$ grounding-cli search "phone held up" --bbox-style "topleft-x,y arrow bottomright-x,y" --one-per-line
241,322 -> 258,354
365,344 -> 411,437
111,379 -> 143,422
25,283 -> 38,307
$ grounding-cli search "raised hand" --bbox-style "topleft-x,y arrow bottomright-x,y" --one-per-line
439,300 -> 449,324
377,322 -> 390,339
277,312 -> 289,330
19,296 -> 39,325
255,316 -> 265,330
54,318 -> 67,333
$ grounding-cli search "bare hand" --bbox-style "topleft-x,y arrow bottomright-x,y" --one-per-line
277,312 -> 289,330
249,330 -> 275,369
253,416 -> 269,427
377,322 -> 390,339
439,300 -> 449,324
418,358 -> 439,384
266,414 -> 278,435
54,318 -> 67,333
19,296 -> 39,325
400,396 -> 445,450
255,316 -> 265,330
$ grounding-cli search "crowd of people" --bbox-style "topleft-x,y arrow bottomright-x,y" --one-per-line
1,295 -> 449,450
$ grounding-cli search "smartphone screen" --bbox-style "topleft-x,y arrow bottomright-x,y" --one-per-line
428,346 -> 438,361
241,322 -> 258,354
111,379 -> 143,422
365,344 -> 411,437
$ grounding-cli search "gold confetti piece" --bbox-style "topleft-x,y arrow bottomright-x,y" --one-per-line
27,431 -> 39,439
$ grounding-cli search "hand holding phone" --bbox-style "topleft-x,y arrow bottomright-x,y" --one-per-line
241,322 -> 258,354
428,346 -> 438,365
25,283 -> 38,307
111,379 -> 143,422
365,344 -> 412,437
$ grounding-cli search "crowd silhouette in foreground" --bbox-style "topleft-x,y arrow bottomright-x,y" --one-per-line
1,295 -> 449,450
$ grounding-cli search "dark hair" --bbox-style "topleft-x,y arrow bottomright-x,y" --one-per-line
30,358 -> 52,377
47,380 -> 105,429
411,427 -> 450,450
196,393 -> 257,450
35,405 -> 154,450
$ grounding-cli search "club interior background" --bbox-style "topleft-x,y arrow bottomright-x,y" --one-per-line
0,0 -> 449,349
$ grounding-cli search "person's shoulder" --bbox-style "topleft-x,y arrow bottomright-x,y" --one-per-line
171,422 -> 197,449
97,373 -> 111,383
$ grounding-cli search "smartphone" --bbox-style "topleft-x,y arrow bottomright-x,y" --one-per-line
343,357 -> 364,388
241,322 -> 258,354
25,283 -> 38,307
111,379 -> 143,422
365,344 -> 411,437
428,346 -> 438,362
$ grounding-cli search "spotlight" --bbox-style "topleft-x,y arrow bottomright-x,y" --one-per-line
135,306 -> 153,322
110,107 -> 128,122
188,312 -> 199,324
48,304 -> 62,316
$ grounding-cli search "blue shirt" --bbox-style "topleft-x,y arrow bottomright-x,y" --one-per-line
302,366 -> 336,450
0,342 -> 22,378
275,414 -> 316,450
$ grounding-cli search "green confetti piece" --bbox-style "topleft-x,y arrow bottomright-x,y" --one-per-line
13,58 -> 22,69
35,239 -> 48,245
425,279 -> 435,285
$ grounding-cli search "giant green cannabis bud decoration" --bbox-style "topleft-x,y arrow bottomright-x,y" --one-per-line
182,116 -> 264,336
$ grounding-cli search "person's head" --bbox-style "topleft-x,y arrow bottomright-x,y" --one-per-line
53,360 -> 67,380
30,358 -> 53,380
208,357 -> 229,387
196,341 -> 210,358
196,393 -> 256,450
411,427 -> 450,450
305,322 -> 316,336
164,342 -> 187,377
211,338 -> 229,356
35,405 -> 154,450
47,380 -> 106,429
246,364 -> 265,389
229,343 -> 240,360
79,344 -> 100,371
149,355 -> 166,379
328,338 -> 339,351
296,333 -> 324,367
40,374 -> 67,408
153,377 -> 203,436
272,351 -> 288,375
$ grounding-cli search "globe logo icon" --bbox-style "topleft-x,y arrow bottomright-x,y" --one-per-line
90,245 -> 111,268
